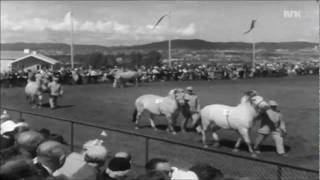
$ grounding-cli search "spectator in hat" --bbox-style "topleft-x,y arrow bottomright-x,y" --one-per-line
0,120 -> 18,150
101,157 -> 131,180
48,76 -> 63,109
33,140 -> 68,178
54,139 -> 107,180
254,100 -> 287,156
182,86 -> 201,132
1,130 -> 44,164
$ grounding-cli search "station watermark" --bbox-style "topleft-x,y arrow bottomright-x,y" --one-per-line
283,10 -> 302,19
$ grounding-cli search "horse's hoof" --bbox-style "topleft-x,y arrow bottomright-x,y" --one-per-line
203,144 -> 209,148
171,131 -> 177,135
153,128 -> 158,131
251,153 -> 258,158
134,126 -> 139,130
232,148 -> 239,153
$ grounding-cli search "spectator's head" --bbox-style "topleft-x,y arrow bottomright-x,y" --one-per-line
186,86 -> 194,94
83,145 -> 108,165
268,100 -> 279,110
16,130 -> 44,158
145,158 -> 173,178
114,151 -> 132,162
36,140 -> 68,173
1,120 -> 17,135
189,163 -> 223,180
136,171 -> 170,180
106,157 -> 131,179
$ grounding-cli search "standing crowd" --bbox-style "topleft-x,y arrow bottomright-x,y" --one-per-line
1,60 -> 318,87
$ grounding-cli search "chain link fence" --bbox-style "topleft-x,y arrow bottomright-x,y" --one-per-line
1,107 -> 318,180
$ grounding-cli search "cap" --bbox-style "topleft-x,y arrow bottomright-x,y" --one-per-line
37,140 -> 68,159
84,145 -> 108,163
16,130 -> 44,150
0,120 -> 17,135
186,86 -> 193,91
269,100 -> 278,107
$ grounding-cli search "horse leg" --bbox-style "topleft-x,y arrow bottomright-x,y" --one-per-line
211,126 -> 221,148
238,128 -> 256,157
148,114 -> 158,131
135,78 -> 138,87
166,115 -> 177,135
38,94 -> 43,108
232,137 -> 242,153
134,109 -> 142,130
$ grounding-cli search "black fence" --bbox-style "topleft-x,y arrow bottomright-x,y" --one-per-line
1,106 -> 318,180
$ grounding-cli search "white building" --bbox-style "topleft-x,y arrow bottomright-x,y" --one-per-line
0,50 -> 25,73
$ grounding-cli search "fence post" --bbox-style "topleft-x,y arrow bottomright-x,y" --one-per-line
145,137 -> 149,164
70,122 -> 74,152
19,111 -> 23,120
277,166 -> 282,180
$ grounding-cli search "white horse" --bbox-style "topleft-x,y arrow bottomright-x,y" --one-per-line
197,94 -> 269,157
110,69 -> 141,88
25,75 -> 48,108
132,89 -> 186,134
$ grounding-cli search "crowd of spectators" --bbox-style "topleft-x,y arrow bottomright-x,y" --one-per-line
0,60 -> 318,87
0,110 -> 252,180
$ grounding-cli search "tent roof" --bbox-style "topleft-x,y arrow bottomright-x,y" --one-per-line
11,53 -> 59,65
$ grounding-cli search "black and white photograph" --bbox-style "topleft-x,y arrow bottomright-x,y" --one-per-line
0,0 -> 319,180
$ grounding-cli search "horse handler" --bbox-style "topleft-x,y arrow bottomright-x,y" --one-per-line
48,76 -> 63,109
254,100 -> 287,156
182,86 -> 201,132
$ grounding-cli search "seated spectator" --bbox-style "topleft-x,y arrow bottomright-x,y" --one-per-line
189,163 -> 224,180
101,157 -> 131,180
54,139 -> 107,180
171,167 -> 198,180
114,151 -> 132,162
1,130 -> 44,164
38,128 -> 68,145
136,171 -> 170,180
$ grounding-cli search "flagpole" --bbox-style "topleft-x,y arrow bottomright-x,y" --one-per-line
70,12 -> 74,69
168,11 -> 172,68
252,38 -> 255,69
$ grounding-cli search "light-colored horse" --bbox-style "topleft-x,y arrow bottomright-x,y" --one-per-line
132,89 -> 186,134
110,69 -> 141,88
197,94 -> 269,157
25,75 -> 48,108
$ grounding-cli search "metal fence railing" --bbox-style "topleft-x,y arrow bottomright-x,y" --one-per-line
1,106 -> 318,180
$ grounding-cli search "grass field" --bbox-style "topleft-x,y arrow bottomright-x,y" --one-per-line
0,76 -> 318,176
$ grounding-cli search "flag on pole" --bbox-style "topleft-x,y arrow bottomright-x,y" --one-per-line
243,20 -> 256,34
152,15 -> 167,29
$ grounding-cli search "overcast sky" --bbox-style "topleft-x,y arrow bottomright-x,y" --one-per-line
1,1 -> 318,46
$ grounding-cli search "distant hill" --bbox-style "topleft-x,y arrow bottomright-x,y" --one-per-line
1,39 -> 317,55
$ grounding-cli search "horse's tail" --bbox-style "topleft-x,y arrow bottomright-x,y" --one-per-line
132,107 -> 138,123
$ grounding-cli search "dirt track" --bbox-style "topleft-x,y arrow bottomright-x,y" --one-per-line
1,76 -> 318,173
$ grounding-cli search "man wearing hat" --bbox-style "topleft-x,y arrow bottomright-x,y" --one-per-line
48,76 -> 63,109
254,100 -> 287,156
54,139 -> 108,180
182,86 -> 201,132
101,157 -> 132,180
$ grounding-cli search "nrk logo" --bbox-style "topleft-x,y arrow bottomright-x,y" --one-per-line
283,10 -> 302,19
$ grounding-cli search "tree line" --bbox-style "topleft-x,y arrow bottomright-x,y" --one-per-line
51,50 -> 162,69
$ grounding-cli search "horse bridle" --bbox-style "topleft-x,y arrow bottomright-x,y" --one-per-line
249,96 -> 266,112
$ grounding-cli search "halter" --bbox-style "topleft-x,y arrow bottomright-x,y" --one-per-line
250,97 -> 266,113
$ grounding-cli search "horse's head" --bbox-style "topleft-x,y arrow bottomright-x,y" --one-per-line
168,88 -> 186,106
247,95 -> 269,112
